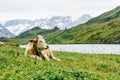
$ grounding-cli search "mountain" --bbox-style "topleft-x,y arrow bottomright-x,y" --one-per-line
7,17 -> 120,44
46,6 -> 120,44
4,15 -> 92,36
4,19 -> 34,36
3,6 -> 120,44
63,18 -> 120,44
0,24 -> 15,38
45,6 -> 120,44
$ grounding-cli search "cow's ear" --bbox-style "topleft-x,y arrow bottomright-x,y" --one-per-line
29,39 -> 37,43
34,35 -> 38,42
29,40 -> 34,42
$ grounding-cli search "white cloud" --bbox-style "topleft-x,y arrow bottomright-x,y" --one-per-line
0,0 -> 120,22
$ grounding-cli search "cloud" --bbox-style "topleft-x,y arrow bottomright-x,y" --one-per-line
0,0 -> 120,22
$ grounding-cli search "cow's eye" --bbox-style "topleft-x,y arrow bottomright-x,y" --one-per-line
39,41 -> 42,42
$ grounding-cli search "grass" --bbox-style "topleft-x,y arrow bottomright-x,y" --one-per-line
0,46 -> 120,80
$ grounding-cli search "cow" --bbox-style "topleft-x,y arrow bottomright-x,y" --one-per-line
0,42 -> 5,46
24,35 -> 60,61
9,43 -> 19,47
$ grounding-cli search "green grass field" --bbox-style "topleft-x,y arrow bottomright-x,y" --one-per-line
0,46 -> 120,80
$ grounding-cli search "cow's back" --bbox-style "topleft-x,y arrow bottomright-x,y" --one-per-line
0,42 -> 5,46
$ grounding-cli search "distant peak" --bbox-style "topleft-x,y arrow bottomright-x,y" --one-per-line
116,6 -> 120,9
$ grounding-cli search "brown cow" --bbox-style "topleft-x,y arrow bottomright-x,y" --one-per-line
0,42 -> 5,46
9,43 -> 19,47
24,35 -> 60,61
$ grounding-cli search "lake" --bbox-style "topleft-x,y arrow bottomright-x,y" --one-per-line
20,44 -> 120,54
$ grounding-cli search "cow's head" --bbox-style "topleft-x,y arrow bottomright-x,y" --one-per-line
34,35 -> 49,51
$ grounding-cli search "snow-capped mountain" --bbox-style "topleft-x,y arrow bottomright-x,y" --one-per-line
4,15 -> 92,36
4,19 -> 34,35
0,24 -> 15,38
73,15 -> 92,26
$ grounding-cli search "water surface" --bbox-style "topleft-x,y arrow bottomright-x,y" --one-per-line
20,44 -> 120,54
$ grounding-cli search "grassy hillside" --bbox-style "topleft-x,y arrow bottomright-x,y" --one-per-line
3,27 -> 64,44
17,27 -> 61,38
0,46 -> 120,80
17,27 -> 47,38
73,18 -> 120,44
49,18 -> 120,44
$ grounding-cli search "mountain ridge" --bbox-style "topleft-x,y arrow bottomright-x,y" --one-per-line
4,15 -> 92,36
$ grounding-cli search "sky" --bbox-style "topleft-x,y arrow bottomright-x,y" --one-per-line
0,0 -> 120,23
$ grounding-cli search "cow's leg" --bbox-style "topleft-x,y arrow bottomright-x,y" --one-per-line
41,51 -> 50,61
28,55 -> 42,60
49,49 -> 60,61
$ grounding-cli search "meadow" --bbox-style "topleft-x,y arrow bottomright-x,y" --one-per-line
0,46 -> 120,80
